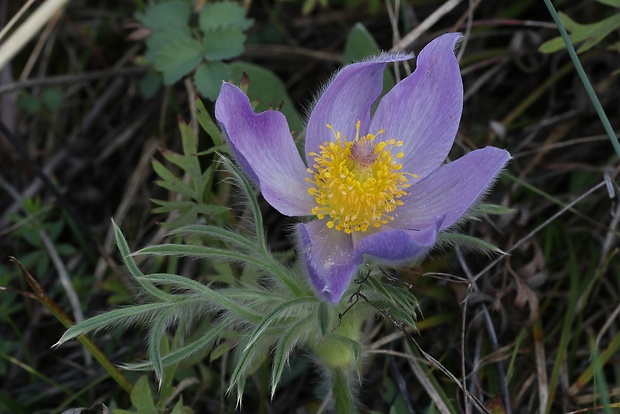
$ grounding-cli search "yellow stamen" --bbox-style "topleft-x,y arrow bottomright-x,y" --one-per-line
306,120 -> 413,234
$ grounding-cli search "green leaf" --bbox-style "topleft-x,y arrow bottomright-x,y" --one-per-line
152,164 -> 196,200
139,70 -> 162,98
243,297 -> 316,354
129,375 -> 157,414
132,272 -> 261,322
318,302 -> 329,336
149,308 -> 175,385
343,22 -> 381,62
199,2 -> 252,32
122,322 -> 228,371
343,23 -> 395,93
56,302 -> 172,345
171,224 -> 255,250
596,0 -> 620,7
41,88 -> 62,110
435,232 -> 506,255
155,38 -> 204,84
195,99 -> 224,146
194,61 -> 230,100
151,200 -> 228,217
539,12 -> 620,53
113,220 -> 179,303
145,26 -> 193,64
228,62 -> 303,132
136,1 -> 191,30
471,202 -> 516,216
170,398 -> 194,414
270,318 -> 309,397
203,27 -> 246,61
178,121 -> 201,183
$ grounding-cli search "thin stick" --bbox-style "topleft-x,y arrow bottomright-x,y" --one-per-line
0,0 -> 71,70
390,0 -> 464,52
471,180 -> 606,284
0,0 -> 37,42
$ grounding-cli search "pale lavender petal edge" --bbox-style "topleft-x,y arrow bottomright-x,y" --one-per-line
215,83 -> 314,216
305,53 -> 413,166
370,33 -> 464,179
393,146 -> 510,230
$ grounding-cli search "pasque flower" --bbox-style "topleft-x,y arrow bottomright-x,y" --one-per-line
215,33 -> 510,303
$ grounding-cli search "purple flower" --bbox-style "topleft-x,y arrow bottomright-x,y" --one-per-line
215,33 -> 510,303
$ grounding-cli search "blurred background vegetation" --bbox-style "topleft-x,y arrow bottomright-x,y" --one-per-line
1,0 -> 619,413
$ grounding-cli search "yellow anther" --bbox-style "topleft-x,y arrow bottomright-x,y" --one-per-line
307,121 -> 413,234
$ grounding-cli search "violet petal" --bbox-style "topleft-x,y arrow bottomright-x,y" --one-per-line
370,33 -> 463,179
305,53 -> 412,166
296,221 -> 358,303
215,83 -> 314,216
393,147 -> 510,231
353,222 -> 442,266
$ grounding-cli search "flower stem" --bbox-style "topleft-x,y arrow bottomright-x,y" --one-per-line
332,367 -> 356,413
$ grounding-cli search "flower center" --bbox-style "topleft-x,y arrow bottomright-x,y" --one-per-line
306,120 -> 414,234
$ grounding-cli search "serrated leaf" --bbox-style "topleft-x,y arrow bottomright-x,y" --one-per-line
194,61 -> 230,100
152,159 -> 186,188
155,38 -> 204,84
203,27 -> 246,60
136,1 -> 191,30
199,2 -> 253,32
194,204 -> 229,217
178,121 -> 202,183
145,26 -> 193,63
151,199 -> 198,212
228,62 -> 303,132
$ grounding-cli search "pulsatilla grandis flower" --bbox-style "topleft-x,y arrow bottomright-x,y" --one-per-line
215,33 -> 510,303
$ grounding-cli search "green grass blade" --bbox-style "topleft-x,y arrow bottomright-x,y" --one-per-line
543,0 -> 620,160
